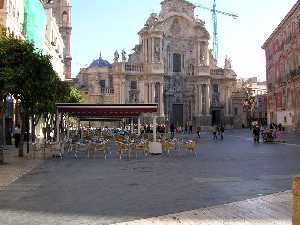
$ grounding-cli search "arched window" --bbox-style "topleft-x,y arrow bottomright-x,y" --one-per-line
62,11 -> 69,26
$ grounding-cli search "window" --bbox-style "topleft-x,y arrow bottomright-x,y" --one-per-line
99,80 -> 106,88
131,80 -> 137,90
0,0 -> 3,9
298,16 -> 300,31
213,84 -> 219,93
234,107 -> 238,116
173,53 -> 181,72
62,11 -> 69,26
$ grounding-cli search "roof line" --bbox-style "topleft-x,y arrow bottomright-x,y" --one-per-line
262,0 -> 300,48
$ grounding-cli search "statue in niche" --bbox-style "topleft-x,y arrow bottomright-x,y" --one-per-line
224,55 -> 232,70
154,38 -> 160,61
121,49 -> 127,62
114,50 -> 119,62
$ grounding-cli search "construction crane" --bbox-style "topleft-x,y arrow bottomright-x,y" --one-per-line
195,0 -> 238,62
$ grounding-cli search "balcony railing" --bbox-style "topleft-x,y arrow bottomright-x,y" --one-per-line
210,69 -> 225,76
100,88 -> 114,96
125,63 -> 144,73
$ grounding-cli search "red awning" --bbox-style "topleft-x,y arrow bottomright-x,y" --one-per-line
56,104 -> 158,118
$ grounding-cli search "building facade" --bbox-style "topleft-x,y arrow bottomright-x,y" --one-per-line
44,7 -> 65,80
232,77 -> 267,128
262,0 -> 300,130
75,0 -> 237,128
45,0 -> 72,79
0,0 -> 24,38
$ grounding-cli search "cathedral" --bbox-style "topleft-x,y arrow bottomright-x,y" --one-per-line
75,0 -> 237,128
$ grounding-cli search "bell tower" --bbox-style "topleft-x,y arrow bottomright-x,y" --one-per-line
46,0 -> 72,79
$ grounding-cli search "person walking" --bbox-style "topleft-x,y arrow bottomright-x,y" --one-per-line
189,125 -> 193,134
220,125 -> 225,140
213,126 -> 218,140
170,123 -> 175,139
14,124 -> 21,148
184,124 -> 188,134
196,127 -> 201,139
253,125 -> 260,143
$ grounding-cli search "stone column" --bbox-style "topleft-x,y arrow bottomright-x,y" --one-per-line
199,84 -> 203,115
153,115 -> 157,142
206,85 -> 210,115
139,81 -> 144,103
144,82 -> 148,103
152,82 -> 156,103
152,37 -> 155,63
204,42 -> 209,66
160,37 -> 163,63
197,40 -> 201,66
293,176 -> 300,225
194,86 -> 198,114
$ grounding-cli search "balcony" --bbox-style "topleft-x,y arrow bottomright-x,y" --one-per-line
125,63 -> 144,74
100,88 -> 114,96
210,69 -> 225,76
196,66 -> 210,75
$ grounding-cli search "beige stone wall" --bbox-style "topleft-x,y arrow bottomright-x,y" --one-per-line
75,0 -> 238,127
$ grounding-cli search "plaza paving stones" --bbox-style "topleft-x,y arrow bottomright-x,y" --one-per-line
0,148 -> 43,191
0,129 -> 299,225
113,191 -> 292,225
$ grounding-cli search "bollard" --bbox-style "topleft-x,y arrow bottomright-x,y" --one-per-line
293,176 -> 300,225
0,147 -> 3,164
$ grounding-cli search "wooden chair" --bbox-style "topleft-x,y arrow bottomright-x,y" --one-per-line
182,140 -> 198,157
162,140 -> 176,155
116,141 -> 130,160
46,142 -> 64,159
30,142 -> 43,159
133,141 -> 149,159
87,142 -> 96,159
94,142 -> 108,160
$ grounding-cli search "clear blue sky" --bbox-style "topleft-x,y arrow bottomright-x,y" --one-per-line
71,0 -> 297,80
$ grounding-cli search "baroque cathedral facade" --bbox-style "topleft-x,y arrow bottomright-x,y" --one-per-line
75,0 -> 237,127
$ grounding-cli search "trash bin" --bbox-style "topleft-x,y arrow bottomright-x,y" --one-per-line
0,147 -> 4,164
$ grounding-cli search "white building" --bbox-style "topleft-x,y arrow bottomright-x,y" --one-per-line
0,0 -> 24,39
44,8 -> 65,80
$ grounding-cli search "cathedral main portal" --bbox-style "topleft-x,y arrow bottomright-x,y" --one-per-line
171,104 -> 184,127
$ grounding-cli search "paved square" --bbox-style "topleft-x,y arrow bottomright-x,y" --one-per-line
0,129 -> 299,224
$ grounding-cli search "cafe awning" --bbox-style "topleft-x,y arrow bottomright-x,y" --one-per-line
56,103 -> 158,118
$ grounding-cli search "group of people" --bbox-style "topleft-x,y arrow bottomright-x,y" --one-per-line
169,123 -> 202,139
252,123 -> 285,143
212,125 -> 225,140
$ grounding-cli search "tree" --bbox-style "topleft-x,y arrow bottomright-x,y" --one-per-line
0,27 -> 83,156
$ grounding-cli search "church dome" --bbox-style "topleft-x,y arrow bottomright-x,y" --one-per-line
88,55 -> 112,68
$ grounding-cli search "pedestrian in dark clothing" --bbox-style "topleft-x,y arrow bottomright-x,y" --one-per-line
253,126 -> 260,143
170,123 -> 175,139
189,125 -> 193,134
184,124 -> 188,134
196,127 -> 201,138
220,125 -> 225,140
213,126 -> 218,140
14,124 -> 21,148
